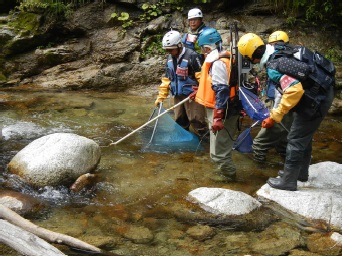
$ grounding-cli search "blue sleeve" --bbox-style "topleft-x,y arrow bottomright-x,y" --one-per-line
212,84 -> 230,109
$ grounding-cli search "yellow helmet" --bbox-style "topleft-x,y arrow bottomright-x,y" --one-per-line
268,31 -> 289,44
237,33 -> 264,59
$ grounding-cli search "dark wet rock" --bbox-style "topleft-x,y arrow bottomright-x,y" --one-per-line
223,233 -> 251,254
30,61 -> 102,89
1,2 -> 340,99
185,225 -> 216,241
80,235 -> 123,251
70,173 -> 97,192
122,225 -> 154,244
329,98 -> 342,116
288,249 -> 321,256
250,221 -> 304,255
0,189 -> 44,216
307,232 -> 342,255
172,201 -> 278,232
7,133 -> 101,187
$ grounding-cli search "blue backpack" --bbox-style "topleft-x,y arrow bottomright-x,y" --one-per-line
268,43 -> 336,91
267,43 -> 336,119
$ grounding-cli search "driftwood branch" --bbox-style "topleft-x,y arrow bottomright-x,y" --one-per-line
0,204 -> 101,254
0,219 -> 66,256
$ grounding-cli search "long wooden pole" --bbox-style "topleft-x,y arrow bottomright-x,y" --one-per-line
0,204 -> 101,253
110,97 -> 190,146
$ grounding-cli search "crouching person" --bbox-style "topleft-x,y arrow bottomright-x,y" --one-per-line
238,33 -> 334,191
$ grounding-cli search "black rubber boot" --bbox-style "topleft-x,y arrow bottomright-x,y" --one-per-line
278,154 -> 311,182
297,155 -> 312,182
277,170 -> 308,182
267,167 -> 300,191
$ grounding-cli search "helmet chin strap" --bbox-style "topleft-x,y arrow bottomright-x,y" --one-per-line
177,44 -> 184,52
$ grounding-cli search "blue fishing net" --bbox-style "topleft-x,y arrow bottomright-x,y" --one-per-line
233,127 -> 253,153
233,83 -> 269,153
239,86 -> 269,122
140,106 -> 202,153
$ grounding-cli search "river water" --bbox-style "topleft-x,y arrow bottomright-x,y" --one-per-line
0,87 -> 341,256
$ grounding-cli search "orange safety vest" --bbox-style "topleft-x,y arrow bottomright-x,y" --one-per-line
196,52 -> 237,109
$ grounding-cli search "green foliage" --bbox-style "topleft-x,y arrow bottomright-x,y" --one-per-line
139,3 -> 164,21
269,0 -> 341,26
16,0 -> 49,12
16,0 -> 73,19
7,12 -> 41,32
285,16 -> 297,26
0,72 -> 6,82
141,34 -> 165,60
37,42 -> 56,49
110,12 -> 133,32
325,47 -> 342,64
117,12 -> 130,21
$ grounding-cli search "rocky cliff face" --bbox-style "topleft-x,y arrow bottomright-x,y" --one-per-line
0,1 -> 341,92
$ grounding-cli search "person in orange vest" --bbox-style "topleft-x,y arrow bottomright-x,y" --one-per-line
191,28 -> 241,182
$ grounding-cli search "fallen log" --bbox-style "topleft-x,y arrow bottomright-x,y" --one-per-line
0,219 -> 66,256
0,204 -> 102,253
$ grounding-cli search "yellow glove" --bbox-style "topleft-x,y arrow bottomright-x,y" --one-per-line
270,82 -> 304,123
194,71 -> 201,84
155,77 -> 170,106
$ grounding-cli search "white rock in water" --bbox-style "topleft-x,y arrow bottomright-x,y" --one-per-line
8,133 -> 101,187
187,187 -> 262,216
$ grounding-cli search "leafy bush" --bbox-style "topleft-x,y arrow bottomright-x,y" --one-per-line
325,47 -> 342,64
141,34 -> 165,60
270,0 -> 341,27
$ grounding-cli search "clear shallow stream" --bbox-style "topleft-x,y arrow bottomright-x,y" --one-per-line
0,88 -> 341,256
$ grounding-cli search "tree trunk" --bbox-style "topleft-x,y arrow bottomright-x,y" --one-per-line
0,219 -> 66,256
0,204 -> 102,254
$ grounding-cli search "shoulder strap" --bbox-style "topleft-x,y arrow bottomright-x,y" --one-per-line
219,53 -> 231,59
182,48 -> 193,60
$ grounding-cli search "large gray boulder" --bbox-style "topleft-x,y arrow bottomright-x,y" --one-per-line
7,133 -> 101,187
187,187 -> 262,215
257,161 -> 342,230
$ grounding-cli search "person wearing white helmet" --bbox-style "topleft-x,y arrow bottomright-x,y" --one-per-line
181,8 -> 208,54
155,30 -> 208,139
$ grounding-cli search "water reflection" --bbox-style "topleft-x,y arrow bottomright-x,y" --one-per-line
0,89 -> 341,255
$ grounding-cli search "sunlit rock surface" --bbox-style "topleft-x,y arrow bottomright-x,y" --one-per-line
257,161 -> 342,230
7,133 -> 101,187
0,190 -> 44,215
2,121 -> 47,140
187,187 -> 262,215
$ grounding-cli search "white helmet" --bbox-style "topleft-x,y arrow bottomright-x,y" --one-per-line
162,30 -> 182,49
188,8 -> 203,19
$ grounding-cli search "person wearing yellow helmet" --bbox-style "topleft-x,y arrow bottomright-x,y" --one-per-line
252,31 -> 293,163
268,30 -> 289,44
237,33 -> 334,191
